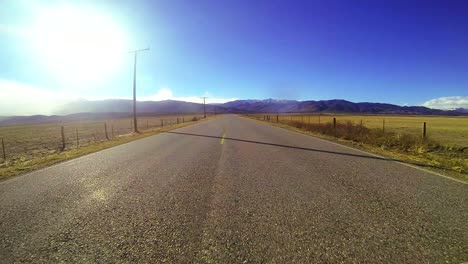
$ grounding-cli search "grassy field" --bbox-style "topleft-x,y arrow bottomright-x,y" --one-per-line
0,114 -> 205,178
247,113 -> 468,180
254,114 -> 468,147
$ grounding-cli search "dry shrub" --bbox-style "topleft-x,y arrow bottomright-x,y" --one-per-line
264,116 -> 467,174
285,120 -> 443,152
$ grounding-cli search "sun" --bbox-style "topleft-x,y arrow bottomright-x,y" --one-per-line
31,4 -> 129,83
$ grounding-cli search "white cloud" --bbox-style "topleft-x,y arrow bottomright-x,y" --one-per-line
140,88 -> 174,101
0,24 -> 30,38
0,80 -> 74,115
421,96 -> 468,110
141,89 -> 237,104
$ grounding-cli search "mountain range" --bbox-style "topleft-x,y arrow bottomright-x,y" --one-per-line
0,99 -> 466,126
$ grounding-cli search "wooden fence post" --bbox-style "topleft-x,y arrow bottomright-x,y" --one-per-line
277,115 -> 279,122
382,119 -> 385,134
318,114 -> 321,124
104,123 -> 109,140
61,126 -> 65,151
423,122 -> 427,139
1,137 -> 5,161
147,120 -> 149,129
333,117 -> 336,129
75,128 -> 79,148
177,118 -> 179,124
161,120 -> 164,127
183,117 -> 185,123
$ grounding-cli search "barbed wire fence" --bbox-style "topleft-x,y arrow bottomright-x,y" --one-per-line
0,115 -> 204,164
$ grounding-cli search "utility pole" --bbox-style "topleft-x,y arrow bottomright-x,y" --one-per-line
201,96 -> 208,118
129,47 -> 150,133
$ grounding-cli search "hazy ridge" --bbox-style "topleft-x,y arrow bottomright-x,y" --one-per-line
0,98 -> 466,126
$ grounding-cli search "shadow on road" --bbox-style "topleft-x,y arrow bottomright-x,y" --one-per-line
165,131 -> 449,171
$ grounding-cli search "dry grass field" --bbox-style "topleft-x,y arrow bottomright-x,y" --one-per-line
248,113 -> 468,179
0,114 -> 204,170
256,114 -> 468,147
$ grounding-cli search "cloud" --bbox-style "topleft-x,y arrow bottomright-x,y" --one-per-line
0,80 -> 75,115
141,89 -> 237,104
421,96 -> 468,110
141,88 -> 174,101
0,24 -> 30,38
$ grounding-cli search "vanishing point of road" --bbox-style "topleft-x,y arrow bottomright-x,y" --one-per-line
0,115 -> 466,263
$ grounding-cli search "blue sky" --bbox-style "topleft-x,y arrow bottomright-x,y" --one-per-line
0,0 -> 467,115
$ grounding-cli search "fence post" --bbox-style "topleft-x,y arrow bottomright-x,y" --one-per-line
277,115 -> 279,122
318,114 -> 321,124
183,117 -> 185,123
161,120 -> 164,127
147,120 -> 149,129
382,119 -> 385,134
61,126 -> 65,151
333,117 -> 336,128
423,122 -> 427,139
301,115 -> 304,123
112,124 -> 114,138
177,117 -> 179,124
75,128 -> 79,148
104,123 -> 109,140
1,137 -> 5,161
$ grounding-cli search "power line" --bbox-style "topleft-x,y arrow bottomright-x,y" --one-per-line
129,47 -> 150,133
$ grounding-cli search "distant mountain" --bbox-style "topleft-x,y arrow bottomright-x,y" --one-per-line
224,99 -> 460,115
1,98 -> 464,126
0,99 -> 234,126
54,99 -> 227,115
223,99 -> 299,112
52,98 -> 465,116
454,108 -> 468,114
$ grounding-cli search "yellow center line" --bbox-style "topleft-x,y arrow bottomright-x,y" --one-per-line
220,132 -> 226,144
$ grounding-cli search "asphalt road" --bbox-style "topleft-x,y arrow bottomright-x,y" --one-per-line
0,115 -> 467,263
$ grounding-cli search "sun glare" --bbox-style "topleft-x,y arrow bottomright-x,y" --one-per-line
31,4 -> 129,83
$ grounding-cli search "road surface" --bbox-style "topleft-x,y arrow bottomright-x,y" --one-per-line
0,115 -> 466,263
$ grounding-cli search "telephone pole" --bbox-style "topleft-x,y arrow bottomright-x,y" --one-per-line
129,47 -> 150,133
201,97 -> 208,118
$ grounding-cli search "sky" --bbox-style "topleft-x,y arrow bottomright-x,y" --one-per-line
0,0 -> 468,115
